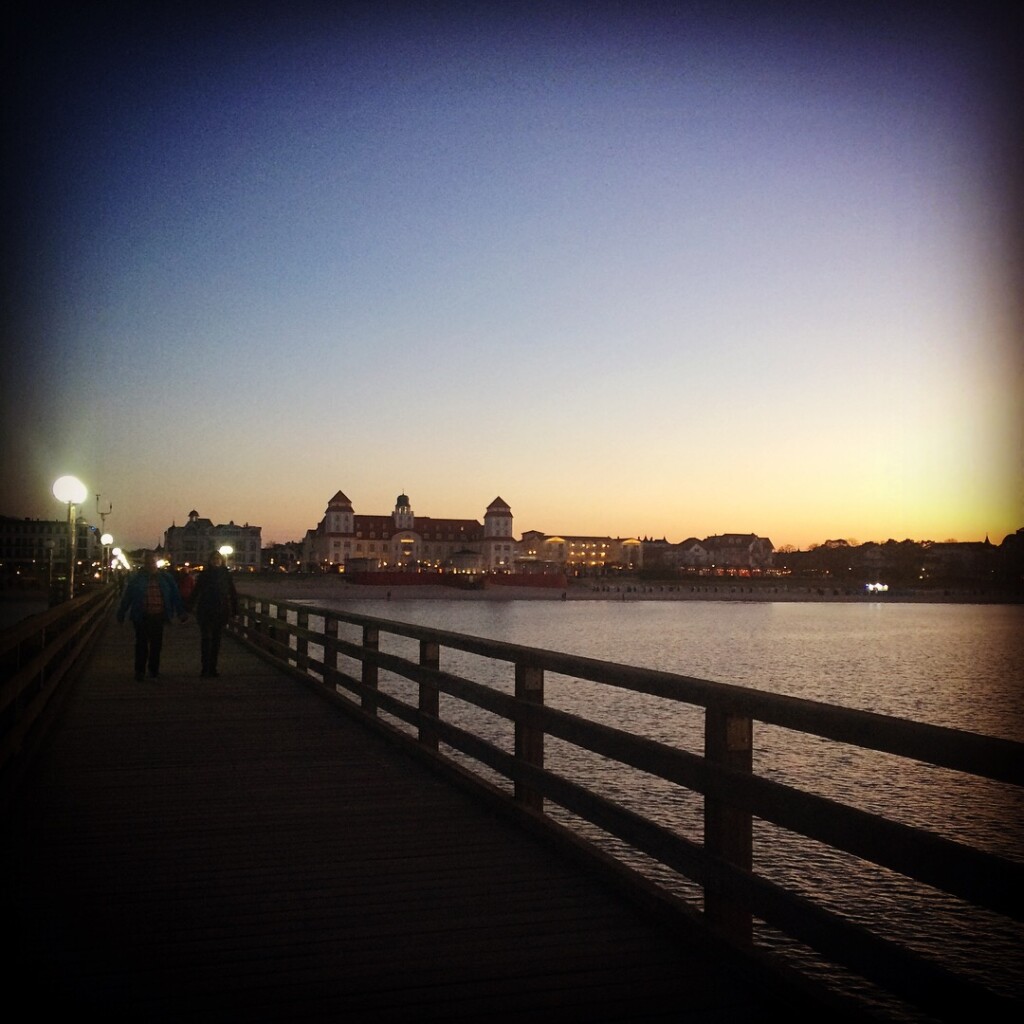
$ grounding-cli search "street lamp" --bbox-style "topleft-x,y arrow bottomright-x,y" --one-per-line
44,539 -> 55,594
53,475 -> 87,601
101,533 -> 113,584
219,545 -> 233,568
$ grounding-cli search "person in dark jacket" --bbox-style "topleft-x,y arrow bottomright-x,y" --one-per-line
188,551 -> 239,677
117,552 -> 187,681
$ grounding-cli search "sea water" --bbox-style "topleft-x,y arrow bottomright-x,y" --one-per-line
294,597 -> 1024,1016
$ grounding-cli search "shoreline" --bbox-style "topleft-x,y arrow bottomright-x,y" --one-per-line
231,576 -> 1020,605
3,578 -> 1017,632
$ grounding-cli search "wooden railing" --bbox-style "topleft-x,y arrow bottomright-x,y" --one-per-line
1,587 -> 115,791
231,594 -> 1023,1021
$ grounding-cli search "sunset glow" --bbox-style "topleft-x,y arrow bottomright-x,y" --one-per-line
3,4 -> 1019,551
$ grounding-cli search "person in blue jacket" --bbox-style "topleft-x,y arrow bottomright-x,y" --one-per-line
117,551 -> 187,681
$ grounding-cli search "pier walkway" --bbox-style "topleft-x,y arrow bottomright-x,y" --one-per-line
2,613 -> 837,1021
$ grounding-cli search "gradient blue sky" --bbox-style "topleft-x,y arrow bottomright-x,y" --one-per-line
3,2 -> 1020,552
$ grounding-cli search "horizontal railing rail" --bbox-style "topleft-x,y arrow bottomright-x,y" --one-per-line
1,586 -> 115,790
231,594 -> 1024,1021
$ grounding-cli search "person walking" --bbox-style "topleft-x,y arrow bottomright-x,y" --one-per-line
188,551 -> 238,677
116,552 -> 187,681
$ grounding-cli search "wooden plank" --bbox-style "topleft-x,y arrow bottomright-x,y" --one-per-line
1,614 -> 851,1021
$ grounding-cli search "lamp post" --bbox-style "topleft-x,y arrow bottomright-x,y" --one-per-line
44,540 -> 55,594
53,475 -> 87,601
101,533 -> 113,584
96,494 -> 112,532
219,544 -> 233,568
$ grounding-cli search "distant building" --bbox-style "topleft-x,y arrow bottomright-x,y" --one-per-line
641,533 -> 773,573
999,529 -> 1024,585
519,530 -> 643,573
302,491 -> 516,573
921,539 -> 997,581
0,514 -> 101,584
262,541 -> 303,573
703,533 -> 775,569
772,536 -> 1011,585
164,510 -> 262,572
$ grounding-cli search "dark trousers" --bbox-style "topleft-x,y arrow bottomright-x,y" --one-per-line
133,615 -> 165,678
199,615 -> 226,675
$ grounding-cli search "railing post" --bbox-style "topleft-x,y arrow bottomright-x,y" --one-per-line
296,608 -> 309,673
322,615 -> 338,686
241,595 -> 252,639
259,600 -> 270,651
704,709 -> 754,945
514,662 -> 544,813
362,625 -> 379,715
275,603 -> 287,660
418,639 -> 440,751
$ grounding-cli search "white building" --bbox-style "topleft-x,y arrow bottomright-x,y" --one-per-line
518,530 -> 643,573
302,491 -> 516,572
164,510 -> 262,572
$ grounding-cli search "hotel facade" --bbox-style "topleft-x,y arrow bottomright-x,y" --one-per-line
302,491 -> 516,573
301,490 -> 645,575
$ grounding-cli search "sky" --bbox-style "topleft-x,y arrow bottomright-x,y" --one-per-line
3,1 -> 1021,552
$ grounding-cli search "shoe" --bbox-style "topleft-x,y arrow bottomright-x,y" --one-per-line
135,673 -> 144,682
209,670 -> 220,678
149,673 -> 159,680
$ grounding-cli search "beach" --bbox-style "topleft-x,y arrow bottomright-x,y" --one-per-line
233,575 -> 1016,605
2,577 -> 1013,635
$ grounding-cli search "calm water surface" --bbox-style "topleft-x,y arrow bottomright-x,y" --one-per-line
295,598 -> 1023,1016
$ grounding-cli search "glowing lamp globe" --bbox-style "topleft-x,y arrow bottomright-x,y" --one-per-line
53,475 -> 88,505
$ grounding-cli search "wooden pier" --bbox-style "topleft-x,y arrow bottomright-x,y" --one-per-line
2,604 -> 841,1021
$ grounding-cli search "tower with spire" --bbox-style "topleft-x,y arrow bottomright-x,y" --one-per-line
393,492 -> 414,531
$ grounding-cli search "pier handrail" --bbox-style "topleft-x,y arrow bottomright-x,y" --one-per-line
1,587 -> 115,789
231,594 -> 1023,1022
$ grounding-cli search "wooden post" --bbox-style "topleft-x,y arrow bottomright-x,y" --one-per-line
362,624 -> 379,715
259,600 -> 270,651
296,608 -> 309,673
323,616 -> 338,686
418,639 -> 440,751
704,708 -> 754,945
514,663 -> 544,812
275,603 -> 288,660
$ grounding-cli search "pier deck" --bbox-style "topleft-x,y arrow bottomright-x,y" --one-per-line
3,614 -> 836,1021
